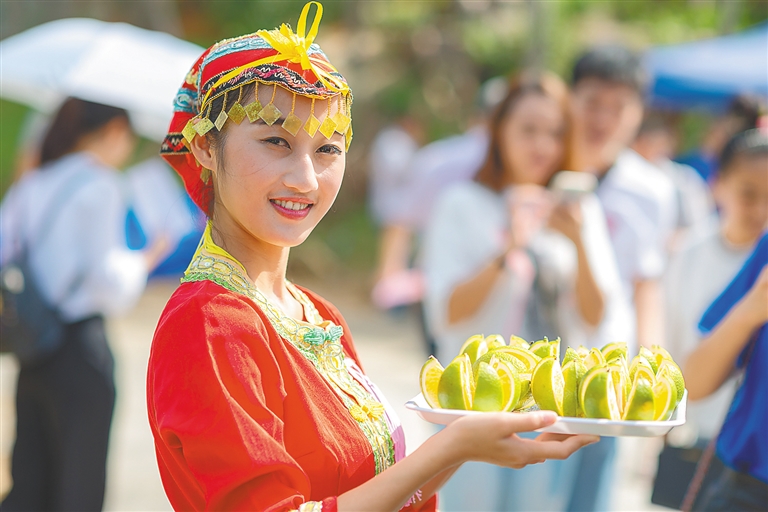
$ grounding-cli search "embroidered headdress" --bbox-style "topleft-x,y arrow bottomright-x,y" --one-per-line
161,1 -> 352,214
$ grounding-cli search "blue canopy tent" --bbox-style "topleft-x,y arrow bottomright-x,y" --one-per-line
646,22 -> 768,112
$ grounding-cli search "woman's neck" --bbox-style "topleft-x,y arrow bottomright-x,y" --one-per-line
209,216 -> 294,307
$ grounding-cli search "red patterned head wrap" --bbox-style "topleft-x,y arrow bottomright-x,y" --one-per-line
160,1 -> 352,214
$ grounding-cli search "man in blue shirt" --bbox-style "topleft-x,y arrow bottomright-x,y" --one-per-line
686,232 -> 768,510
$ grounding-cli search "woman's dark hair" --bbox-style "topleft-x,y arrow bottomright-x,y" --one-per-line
571,45 -> 647,94
719,126 -> 768,175
201,82 -> 258,216
39,97 -> 129,166
474,71 -> 568,192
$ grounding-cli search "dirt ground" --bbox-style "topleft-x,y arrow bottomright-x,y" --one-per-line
0,279 -> 668,511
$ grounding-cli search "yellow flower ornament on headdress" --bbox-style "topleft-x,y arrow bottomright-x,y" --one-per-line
161,1 -> 353,215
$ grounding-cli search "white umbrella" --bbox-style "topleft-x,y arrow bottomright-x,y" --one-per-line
0,18 -> 204,141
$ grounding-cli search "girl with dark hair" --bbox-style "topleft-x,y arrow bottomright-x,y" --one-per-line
421,73 -> 631,510
0,97 -> 166,511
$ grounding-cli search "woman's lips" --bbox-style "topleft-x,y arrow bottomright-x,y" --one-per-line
270,199 -> 313,220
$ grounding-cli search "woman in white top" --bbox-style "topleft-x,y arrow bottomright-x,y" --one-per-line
422,73 -> 631,511
0,98 -> 165,511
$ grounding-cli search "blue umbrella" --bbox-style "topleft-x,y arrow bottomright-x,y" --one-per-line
646,22 -> 768,112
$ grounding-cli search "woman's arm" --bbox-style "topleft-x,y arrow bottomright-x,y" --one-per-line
684,266 -> 768,401
446,252 -> 507,324
548,202 -> 605,327
337,412 -> 598,512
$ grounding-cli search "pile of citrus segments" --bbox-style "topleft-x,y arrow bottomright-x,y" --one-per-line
420,335 -> 685,421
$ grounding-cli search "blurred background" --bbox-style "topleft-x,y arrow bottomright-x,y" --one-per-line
0,1 -> 766,511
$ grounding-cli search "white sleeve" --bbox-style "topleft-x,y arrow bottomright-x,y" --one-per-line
422,186 -> 502,340
578,195 -> 635,345
68,176 -> 148,317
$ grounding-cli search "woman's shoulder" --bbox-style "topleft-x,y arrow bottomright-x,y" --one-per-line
154,280 -> 270,347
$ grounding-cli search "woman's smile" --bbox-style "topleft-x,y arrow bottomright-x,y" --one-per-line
270,197 -> 314,219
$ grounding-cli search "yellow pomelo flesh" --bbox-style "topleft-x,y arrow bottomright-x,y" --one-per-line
529,339 -> 555,359
484,334 -> 507,350
438,354 -> 474,410
653,376 -> 677,421
580,366 -> 621,420
419,356 -> 444,409
657,360 -> 685,406
508,335 -> 530,350
601,341 -> 628,363
651,345 -> 673,361
584,347 -> 606,370
629,355 -> 654,381
531,357 -> 564,416
492,357 -> 521,411
623,375 -> 655,421
562,359 -> 586,417
562,347 -> 581,366
473,362 -> 505,412
494,347 -> 540,372
639,347 -> 659,373
460,334 -> 489,365
473,350 -> 526,376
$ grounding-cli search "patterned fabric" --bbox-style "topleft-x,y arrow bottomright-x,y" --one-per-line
161,1 -> 352,215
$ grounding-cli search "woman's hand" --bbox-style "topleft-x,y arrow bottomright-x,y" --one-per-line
338,411 -> 598,511
506,185 -> 553,249
446,411 -> 599,468
547,199 -> 584,244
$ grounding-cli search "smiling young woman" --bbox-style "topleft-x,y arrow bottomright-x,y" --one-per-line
147,3 -> 598,511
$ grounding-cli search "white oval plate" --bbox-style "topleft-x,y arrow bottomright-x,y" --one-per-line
405,391 -> 686,437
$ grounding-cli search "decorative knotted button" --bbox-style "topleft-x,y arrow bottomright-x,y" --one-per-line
302,324 -> 343,346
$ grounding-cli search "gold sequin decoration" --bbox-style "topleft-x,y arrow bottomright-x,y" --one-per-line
214,109 -> 228,131
228,102 -> 246,124
345,124 -> 353,152
258,103 -> 282,125
194,117 -> 214,136
182,120 -> 197,143
244,101 -> 263,122
303,115 -> 319,137
318,116 -> 337,139
332,112 -> 351,134
282,113 -> 303,136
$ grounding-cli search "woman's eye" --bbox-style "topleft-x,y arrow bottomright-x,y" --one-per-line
264,137 -> 290,148
318,144 -> 342,155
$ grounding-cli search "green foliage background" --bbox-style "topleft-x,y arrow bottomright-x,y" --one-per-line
1,0 -> 766,274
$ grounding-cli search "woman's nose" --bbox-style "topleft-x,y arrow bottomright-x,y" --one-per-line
284,152 -> 319,192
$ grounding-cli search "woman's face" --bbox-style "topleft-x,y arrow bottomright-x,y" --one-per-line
499,93 -> 565,186
193,86 -> 346,250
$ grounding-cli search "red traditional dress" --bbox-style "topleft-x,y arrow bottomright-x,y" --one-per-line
147,226 -> 437,511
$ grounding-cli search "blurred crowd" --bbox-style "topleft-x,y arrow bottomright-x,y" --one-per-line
368,45 -> 767,511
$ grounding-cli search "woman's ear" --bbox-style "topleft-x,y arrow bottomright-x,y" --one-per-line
189,133 -> 216,172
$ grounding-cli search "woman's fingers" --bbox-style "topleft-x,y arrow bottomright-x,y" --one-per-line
522,434 -> 600,461
500,411 -> 558,435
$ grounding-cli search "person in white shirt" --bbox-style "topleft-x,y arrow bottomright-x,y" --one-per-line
423,72 -> 631,512
665,126 -> 768,448
0,98 -> 166,511
568,46 -> 677,352
632,112 -> 717,246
